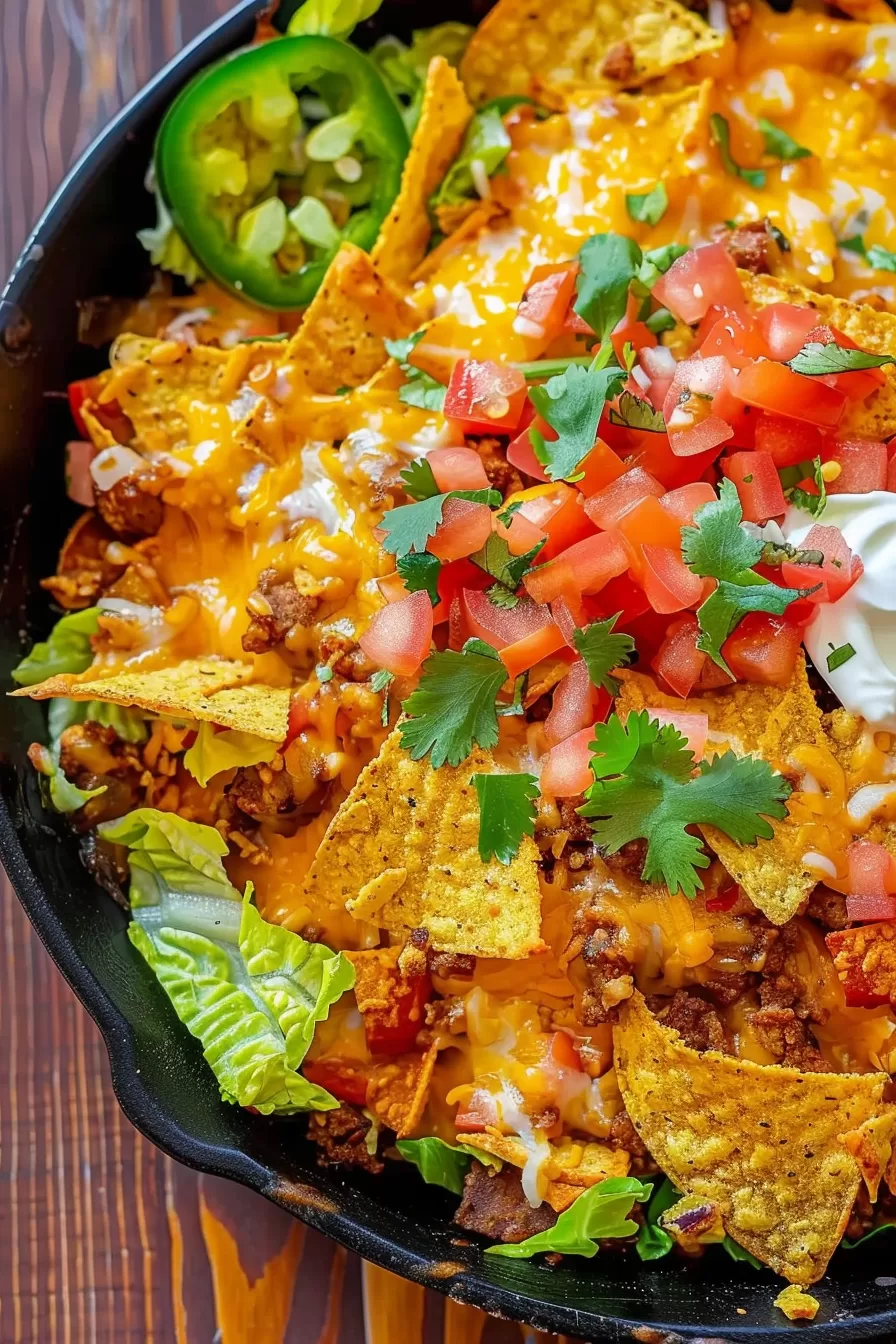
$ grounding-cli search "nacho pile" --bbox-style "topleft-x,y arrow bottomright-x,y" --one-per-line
17,0 -> 896,1310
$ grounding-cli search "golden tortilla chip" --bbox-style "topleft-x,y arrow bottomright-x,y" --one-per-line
842,1110 -> 896,1202
615,991 -> 895,1284
741,271 -> 896,439
411,201 -> 508,284
346,946 -> 428,1045
11,658 -> 289,741
302,729 -> 544,959
615,661 -> 824,924
284,243 -> 416,396
371,57 -> 473,284
774,1286 -> 820,1322
366,1044 -> 438,1137
459,0 -> 725,103
461,1131 -> 630,1211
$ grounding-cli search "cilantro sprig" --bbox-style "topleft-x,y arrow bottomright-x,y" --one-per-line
778,456 -> 827,519
573,615 -> 635,696
385,332 -> 446,410
625,182 -> 668,227
469,532 -> 545,608
788,342 -> 896,376
578,712 -> 792,898
397,552 -> 442,604
840,234 -> 896,273
529,345 -> 626,481
758,118 -> 811,162
681,481 -> 818,674
573,233 -> 643,342
473,771 -> 539,863
709,113 -> 766,190
399,639 -> 508,766
378,488 -> 501,557
399,457 -> 440,500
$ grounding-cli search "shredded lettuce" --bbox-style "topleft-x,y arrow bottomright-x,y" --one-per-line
430,108 -> 511,213
396,1136 -> 501,1194
103,809 -> 354,1114
137,187 -> 204,286
286,0 -> 382,39
183,721 -> 279,787
487,1177 -> 651,1259
47,697 -> 148,747
12,607 -> 100,686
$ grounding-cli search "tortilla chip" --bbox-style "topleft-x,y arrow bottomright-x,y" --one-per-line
842,1110 -> 896,1202
284,243 -> 416,396
371,58 -> 473,285
461,1131 -> 630,1211
411,201 -> 508,285
615,661 -> 824,924
459,0 -> 725,104
826,921 -> 896,1009
11,658 -> 289,741
614,991 -> 894,1283
367,1044 -> 438,1137
741,271 -> 896,439
302,728 -> 544,959
346,946 -> 429,1045
774,1286 -> 820,1322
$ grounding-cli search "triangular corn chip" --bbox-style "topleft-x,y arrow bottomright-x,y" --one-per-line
302,729 -> 544,959
615,991 -> 895,1283
284,242 -> 416,395
367,1044 -> 439,1137
371,57 -> 473,285
615,660 -> 824,924
11,658 -> 289,741
459,0 -> 724,103
741,271 -> 896,439
460,1131 -> 630,1211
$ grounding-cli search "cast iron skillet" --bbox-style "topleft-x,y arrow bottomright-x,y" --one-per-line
2,3 -> 896,1338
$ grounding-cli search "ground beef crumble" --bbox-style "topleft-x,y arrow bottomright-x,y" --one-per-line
454,1164 -> 557,1243
242,566 -> 319,654
308,1104 -> 383,1174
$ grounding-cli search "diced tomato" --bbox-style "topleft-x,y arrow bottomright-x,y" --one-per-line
593,571 -> 651,624
550,595 -> 582,647
610,320 -> 657,367
428,498 -> 493,561
455,1089 -> 500,1133
616,495 -> 684,555
283,694 -> 313,749
847,840 -> 896,899
65,440 -> 97,507
576,440 -> 627,497
507,405 -> 552,483
663,356 -> 737,458
515,262 -> 578,352
520,484 -> 596,560
493,506 -> 547,556
659,482 -> 716,524
722,450 -> 787,523
650,709 -> 709,760
377,571 -> 409,604
427,446 -> 490,493
359,589 -> 433,676
67,377 -> 101,437
699,311 -> 769,368
500,622 -> 567,679
826,439 -> 887,494
303,1058 -> 370,1107
541,724 -> 596,797
542,1030 -> 584,1073
434,558 -> 490,626
755,303 -> 818,362
545,658 -> 594,746
732,361 -> 847,428
652,243 -> 744,325
706,879 -> 741,913
462,588 -> 552,650
444,359 -> 528,434
550,531 -> 630,595
640,544 -> 705,613
781,523 -> 863,603
584,467 -> 665,530
523,557 -> 578,606
652,614 -> 706,697
753,410 -> 825,468
721,611 -> 801,686
803,324 -> 888,401
364,972 -> 432,1055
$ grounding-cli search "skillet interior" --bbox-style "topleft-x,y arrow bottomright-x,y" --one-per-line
2,2 -> 896,1337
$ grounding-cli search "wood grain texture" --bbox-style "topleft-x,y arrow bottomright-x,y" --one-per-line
0,3 -> 575,1341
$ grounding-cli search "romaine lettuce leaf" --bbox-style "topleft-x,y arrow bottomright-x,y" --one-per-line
29,742 -> 106,814
396,1136 -> 500,1194
183,721 -> 278,787
487,1177 -> 651,1259
430,108 -> 511,212
48,696 -> 148,747
370,24 -> 472,132
12,607 -> 99,685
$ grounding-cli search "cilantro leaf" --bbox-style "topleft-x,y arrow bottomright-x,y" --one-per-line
709,113 -> 766,189
637,244 -> 688,293
781,455 -> 826,519
579,712 -> 792,898
788,342 -> 896,376
399,458 -> 440,500
397,552 -> 442,605
625,182 -> 668,226
378,488 -> 500,557
399,643 -> 507,766
472,771 -> 538,863
573,614 -> 635,696
385,331 -> 447,410
758,117 -> 811,161
574,233 -> 642,342
866,243 -> 896,273
529,361 -> 626,480
488,1177 -> 651,1259
609,390 -> 666,433
469,532 -> 545,606
681,481 -> 817,673
396,1137 -> 471,1194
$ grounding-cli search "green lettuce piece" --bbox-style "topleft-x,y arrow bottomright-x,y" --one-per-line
137,188 -> 204,286
636,1178 -> 761,1268
98,807 -> 242,916
130,890 -> 354,1114
12,607 -> 100,686
487,1177 -> 651,1259
286,0 -> 382,39
430,108 -> 511,212
183,721 -> 279,787
29,742 -> 106,814
843,1220 -> 896,1249
370,24 -> 472,132
396,1136 -> 500,1194
47,697 -> 148,747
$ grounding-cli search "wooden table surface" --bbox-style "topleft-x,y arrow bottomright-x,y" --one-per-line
0,4 -> 573,1342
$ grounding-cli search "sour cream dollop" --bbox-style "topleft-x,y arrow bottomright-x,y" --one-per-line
781,491 -> 896,730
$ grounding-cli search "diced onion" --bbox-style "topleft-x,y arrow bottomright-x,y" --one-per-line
640,345 -> 677,380
708,0 -> 731,31
631,364 -> 651,391
802,851 -> 837,878
164,308 -> 213,338
847,783 -> 896,823
90,444 -> 146,491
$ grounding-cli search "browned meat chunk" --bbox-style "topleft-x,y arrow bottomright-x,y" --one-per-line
308,1104 -> 383,1174
227,762 -> 299,819
748,1006 -> 827,1071
317,627 -> 378,681
711,218 -> 782,275
454,1164 -> 557,1243
726,0 -> 752,30
607,1108 -> 658,1176
40,510 -> 123,610
656,989 -> 731,1053
96,476 -> 163,538
467,435 -> 524,497
806,886 -> 849,932
601,40 -> 635,82
242,567 -> 319,654
700,971 -> 755,1007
